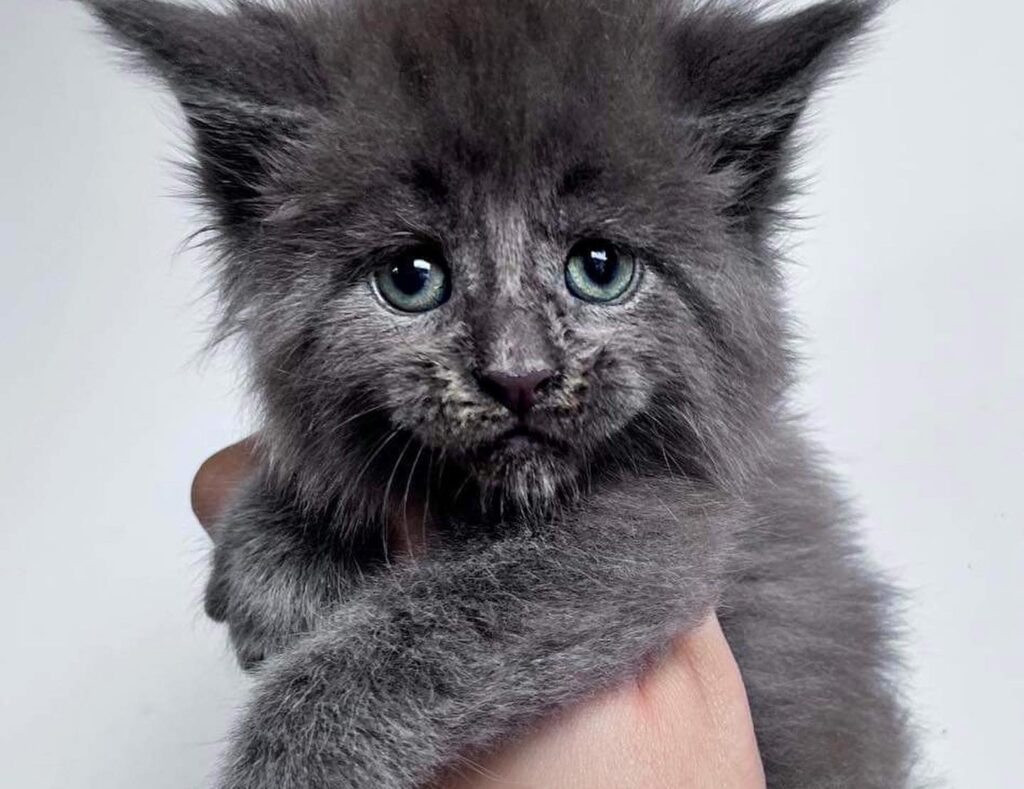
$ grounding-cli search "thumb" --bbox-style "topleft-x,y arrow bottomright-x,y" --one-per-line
190,436 -> 259,535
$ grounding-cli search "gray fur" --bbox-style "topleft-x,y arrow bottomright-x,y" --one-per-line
81,0 -> 916,786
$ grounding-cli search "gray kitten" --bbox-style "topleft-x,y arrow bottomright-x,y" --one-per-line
82,0 -> 917,786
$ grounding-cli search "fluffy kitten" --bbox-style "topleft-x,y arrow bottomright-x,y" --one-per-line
83,0 -> 917,786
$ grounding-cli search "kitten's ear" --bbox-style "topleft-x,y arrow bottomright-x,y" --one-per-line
672,0 -> 881,220
82,0 -> 328,231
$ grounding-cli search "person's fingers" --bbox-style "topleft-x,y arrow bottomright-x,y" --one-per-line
190,437 -> 259,533
442,616 -> 764,789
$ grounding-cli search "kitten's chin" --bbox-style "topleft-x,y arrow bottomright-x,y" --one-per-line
469,435 -> 580,510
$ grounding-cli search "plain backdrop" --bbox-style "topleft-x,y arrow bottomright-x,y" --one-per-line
1,1 -> 1021,787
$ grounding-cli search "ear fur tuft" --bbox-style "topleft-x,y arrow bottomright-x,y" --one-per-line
80,0 -> 327,231
671,0 -> 883,219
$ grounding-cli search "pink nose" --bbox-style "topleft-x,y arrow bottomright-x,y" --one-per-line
477,369 -> 556,415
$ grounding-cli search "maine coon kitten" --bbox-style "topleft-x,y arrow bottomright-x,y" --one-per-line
83,0 -> 916,786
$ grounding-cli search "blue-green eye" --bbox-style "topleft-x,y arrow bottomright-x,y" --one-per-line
374,249 -> 451,313
565,240 -> 636,304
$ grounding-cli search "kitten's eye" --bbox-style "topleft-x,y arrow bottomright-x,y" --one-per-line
374,249 -> 451,313
565,240 -> 636,304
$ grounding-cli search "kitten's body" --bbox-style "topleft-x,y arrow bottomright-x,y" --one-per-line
84,0 -> 916,786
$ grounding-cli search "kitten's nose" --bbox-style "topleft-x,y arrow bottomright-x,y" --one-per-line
477,369 -> 556,416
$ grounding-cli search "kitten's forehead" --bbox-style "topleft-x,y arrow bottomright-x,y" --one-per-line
319,0 -> 666,174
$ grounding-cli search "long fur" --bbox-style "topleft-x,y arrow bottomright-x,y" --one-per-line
81,1 -> 917,786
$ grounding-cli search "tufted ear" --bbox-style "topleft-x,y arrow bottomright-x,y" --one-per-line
82,0 -> 328,232
671,0 -> 881,221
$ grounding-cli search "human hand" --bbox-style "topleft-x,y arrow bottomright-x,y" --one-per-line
192,440 -> 766,789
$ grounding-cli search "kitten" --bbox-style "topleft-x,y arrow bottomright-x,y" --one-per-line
83,0 -> 917,787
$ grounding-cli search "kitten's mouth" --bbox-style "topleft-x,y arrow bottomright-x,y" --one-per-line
464,423 -> 579,497
479,424 -> 568,457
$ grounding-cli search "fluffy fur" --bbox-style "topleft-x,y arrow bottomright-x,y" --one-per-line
82,0 -> 917,786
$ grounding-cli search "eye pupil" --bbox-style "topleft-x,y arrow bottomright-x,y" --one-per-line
391,258 -> 432,296
584,247 -> 618,286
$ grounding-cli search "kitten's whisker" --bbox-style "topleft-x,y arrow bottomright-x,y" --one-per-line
402,441 -> 426,561
332,403 -> 389,432
453,468 -> 475,505
380,433 -> 416,566
421,448 -> 435,550
346,429 -> 402,508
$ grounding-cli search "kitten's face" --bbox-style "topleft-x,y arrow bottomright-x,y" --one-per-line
248,28 -> 762,508
88,0 -> 871,509
303,194 -> 682,502
352,209 -> 657,503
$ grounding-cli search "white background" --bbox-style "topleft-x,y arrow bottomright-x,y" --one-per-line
2,1 -> 1021,787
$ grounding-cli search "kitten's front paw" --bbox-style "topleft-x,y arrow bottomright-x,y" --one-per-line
216,629 -> 419,789
205,548 -> 309,670
203,485 -> 354,671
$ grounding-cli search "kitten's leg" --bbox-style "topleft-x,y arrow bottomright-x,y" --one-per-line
205,476 -> 363,670
215,479 -> 743,789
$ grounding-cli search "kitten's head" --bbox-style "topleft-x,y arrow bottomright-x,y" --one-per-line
86,0 -> 877,514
